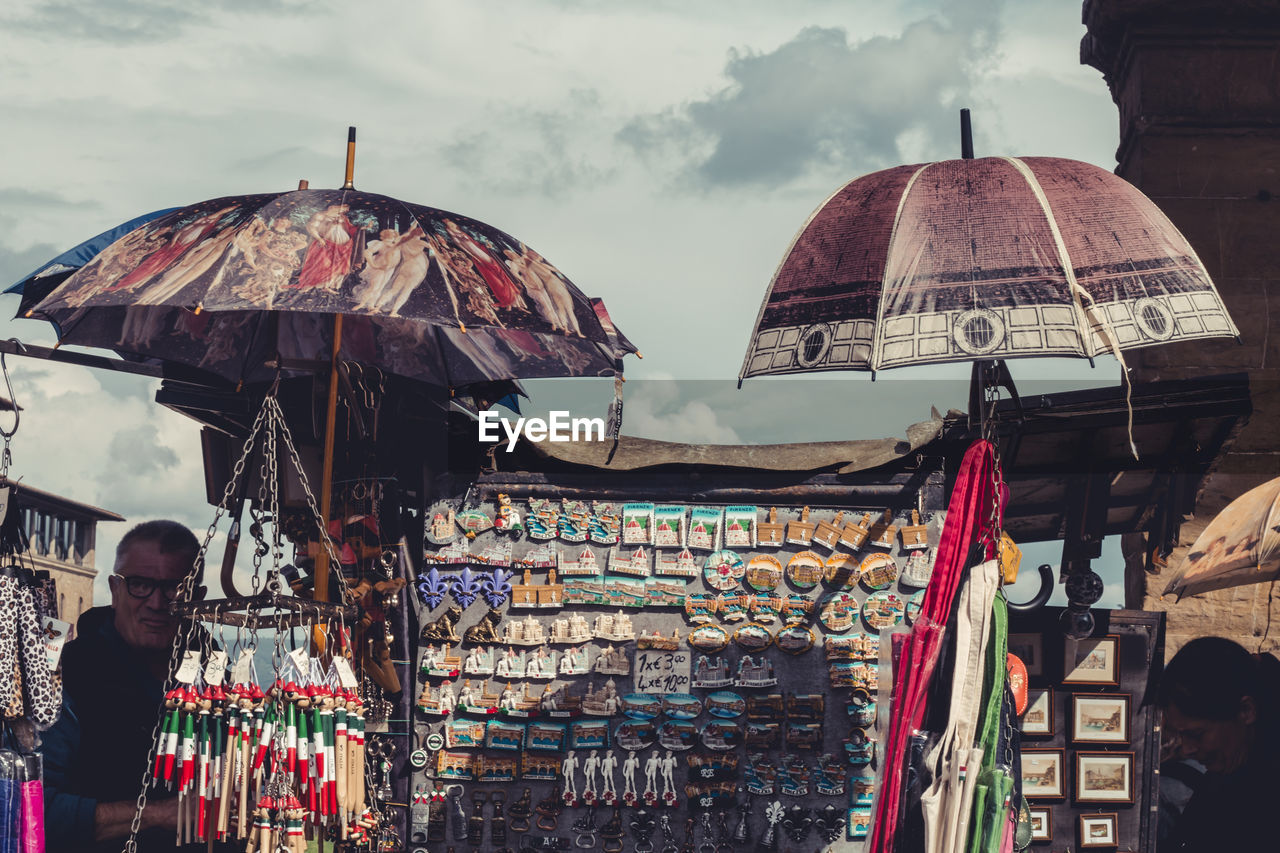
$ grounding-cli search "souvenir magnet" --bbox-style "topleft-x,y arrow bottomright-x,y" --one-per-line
645,576 -> 687,608
432,538 -> 472,564
570,719 -> 611,750
416,568 -> 451,610
526,721 -> 568,752
901,548 -> 936,588
859,552 -> 899,591
485,720 -> 526,750
559,545 -> 600,576
779,593 -> 815,625
747,693 -> 784,719
641,751 -> 661,806
456,508 -> 494,537
749,594 -> 781,624
844,726 -> 874,765
700,720 -> 744,752
745,554 -> 783,591
600,750 -> 620,805
785,722 -> 823,751
655,547 -> 699,578
559,499 -> 590,542
581,680 -> 622,716
590,501 -> 621,545
840,512 -> 872,550
811,511 -> 846,551
620,694 -> 662,720
558,644 -> 591,675
732,622 -> 773,652
734,655 -> 777,687
463,645 -> 496,676
745,754 -> 777,795
852,766 -> 876,805
449,567 -> 484,609
684,593 -> 719,624
503,613 -> 548,645
661,693 -> 703,719
775,625 -> 815,655
658,719 -> 698,751
705,691 -> 746,719
778,759 -> 812,796
622,752 -> 643,806
494,493 -> 523,534
905,589 -> 925,624
593,610 -> 637,641
593,645 -> 630,679
445,719 -> 485,748
473,538 -> 513,566
636,629 -> 681,650
652,505 -> 686,548
613,719 -> 657,751
848,689 -> 876,726
549,612 -> 592,643
723,505 -> 757,548
691,655 -> 732,688
608,545 -> 651,577
849,808 -> 872,839
785,551 -> 825,590
436,751 -> 475,780
862,590 -> 905,630
425,502 -> 458,544
688,624 -> 730,653
900,509 -> 929,550
868,510 -> 899,549
757,507 -> 785,547
744,722 -> 781,749
818,592 -> 859,633
480,569 -> 514,608
688,507 -> 722,551
621,502 -> 655,545
604,576 -> 648,607
813,803 -> 844,842
717,592 -> 749,623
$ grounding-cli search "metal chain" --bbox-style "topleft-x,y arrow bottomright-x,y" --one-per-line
121,383 -> 278,853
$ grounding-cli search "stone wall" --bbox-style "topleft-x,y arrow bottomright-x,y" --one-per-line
1083,0 -> 1280,653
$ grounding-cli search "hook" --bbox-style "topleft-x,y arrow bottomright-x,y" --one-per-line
0,342 -> 21,440
1006,563 -> 1055,613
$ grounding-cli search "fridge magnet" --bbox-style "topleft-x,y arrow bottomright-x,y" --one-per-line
848,689 -> 876,727
589,501 -> 621,545
703,550 -> 745,590
425,502 -> 458,544
455,507 -> 494,537
509,569 -> 541,608
593,610 -> 637,642
637,629 -> 682,650
493,649 -> 527,680
717,592 -> 750,623
560,500 -> 591,542
658,719 -> 698,751
775,625 -> 816,655
430,539 -> 471,565
463,645 -> 496,676
734,655 -> 778,687
688,624 -> 730,653
757,508 -> 785,547
613,719 -> 657,751
901,548 -> 935,588
744,755 -> 777,795
779,593 -> 815,625
661,693 -> 703,719
723,505 -> 758,548
785,722 -> 823,751
862,591 -> 905,630
687,752 -> 739,783
811,511 -> 847,551
746,694 -> 784,719
688,507 -> 723,551
654,547 -> 700,578
646,577 -> 688,607
608,545 -> 652,577
745,554 -> 783,591
786,506 -> 817,546
570,719 -> 611,749
905,589 -> 925,624
843,727 -> 874,765
485,720 -> 526,751
416,567 -> 452,609
818,592 -> 859,633
521,754 -> 561,782
558,645 -> 591,676
744,722 -> 781,750
559,546 -> 601,576
852,767 -> 876,806
436,751 -> 476,781
549,613 -> 592,644
503,614 -> 548,645
604,576 -> 650,608
840,512 -> 873,551
859,552 -> 898,590
900,510 -> 929,550
523,647 -> 558,680
867,510 -> 899,549
848,808 -> 872,839
823,552 -> 858,590
706,691 -> 747,719
749,594 -> 781,624
563,577 -> 606,606
824,634 -> 875,661
787,693 -> 825,720
786,551 -> 825,589
733,622 -> 773,652
828,660 -> 860,688
653,505 -> 686,548
473,539 -> 514,567
581,680 -> 622,716
419,645 -> 461,677
525,721 -> 568,752
526,498 -> 561,540
691,655 -> 732,688
493,493 -> 523,534
445,719 -> 485,749
620,693 -> 662,720
478,755 -> 519,784
701,720 -> 744,751
684,593 -> 719,624
815,754 -> 846,796
622,502 -> 655,545
594,644 -> 631,676
457,679 -> 494,713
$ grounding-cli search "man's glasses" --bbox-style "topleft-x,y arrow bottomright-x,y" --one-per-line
115,575 -> 183,601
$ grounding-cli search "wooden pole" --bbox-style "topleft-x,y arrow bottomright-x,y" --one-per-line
312,313 -> 344,651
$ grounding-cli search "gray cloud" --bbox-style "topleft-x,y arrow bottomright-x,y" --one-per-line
618,1 -> 1006,189
6,0 -> 323,43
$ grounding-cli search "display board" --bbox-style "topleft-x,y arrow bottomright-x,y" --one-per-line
1009,609 -> 1163,853
407,497 -> 943,853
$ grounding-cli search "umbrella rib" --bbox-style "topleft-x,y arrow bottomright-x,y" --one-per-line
870,162 -> 933,373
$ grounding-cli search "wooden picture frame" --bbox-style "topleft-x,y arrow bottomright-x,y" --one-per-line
1021,687 -> 1054,737
1021,749 -> 1065,799
1078,812 -> 1119,848
1063,635 -> 1120,686
1008,632 -> 1044,677
1075,752 -> 1134,804
1028,806 -> 1053,843
1072,693 -> 1130,744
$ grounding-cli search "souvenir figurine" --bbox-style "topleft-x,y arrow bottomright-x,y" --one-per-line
622,752 -> 641,806
561,752 -> 581,806
463,645 -> 495,675
593,610 -> 637,641
660,750 -> 679,806
642,750 -> 661,806
494,493 -> 523,534
811,511 -> 846,551
420,605 -> 464,644
594,645 -> 631,676
462,608 -> 504,645
581,749 -> 602,806
600,749 -> 619,805
760,801 -> 785,851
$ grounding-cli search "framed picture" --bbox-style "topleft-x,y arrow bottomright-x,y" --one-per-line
1063,636 -> 1120,686
1022,688 -> 1054,737
1079,812 -> 1119,848
1028,806 -> 1053,843
1008,632 -> 1044,676
1072,693 -> 1130,744
1075,752 -> 1134,804
1021,749 -> 1065,799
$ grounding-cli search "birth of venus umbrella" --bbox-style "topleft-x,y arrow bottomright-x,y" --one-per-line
739,154 -> 1238,379
1162,476 -> 1280,599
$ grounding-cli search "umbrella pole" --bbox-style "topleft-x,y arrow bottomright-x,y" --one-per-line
314,313 -> 344,611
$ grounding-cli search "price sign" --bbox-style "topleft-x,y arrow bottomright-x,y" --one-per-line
634,650 -> 691,695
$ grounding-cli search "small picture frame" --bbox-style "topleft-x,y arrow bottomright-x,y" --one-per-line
1027,806 -> 1053,843
1072,693 -> 1130,744
1008,633 -> 1044,677
1078,812 -> 1119,848
1021,688 -> 1054,737
1063,636 -> 1120,686
1021,749 -> 1065,799
1075,752 -> 1134,804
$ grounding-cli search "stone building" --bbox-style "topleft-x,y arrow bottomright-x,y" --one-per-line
1083,0 -> 1280,650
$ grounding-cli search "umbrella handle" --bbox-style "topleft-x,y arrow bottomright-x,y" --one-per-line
1005,563 -> 1054,613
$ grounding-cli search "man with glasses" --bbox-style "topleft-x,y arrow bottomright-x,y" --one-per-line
41,519 -> 209,852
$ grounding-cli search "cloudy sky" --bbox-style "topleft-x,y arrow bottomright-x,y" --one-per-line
0,0 -> 1121,605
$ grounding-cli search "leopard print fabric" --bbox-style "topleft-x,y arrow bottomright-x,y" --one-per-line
0,574 -> 62,729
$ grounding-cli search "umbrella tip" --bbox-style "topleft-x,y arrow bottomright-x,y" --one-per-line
960,108 -> 974,159
459,323 -> 467,334
22,310 -> 31,318
635,351 -> 644,359
298,179 -> 309,191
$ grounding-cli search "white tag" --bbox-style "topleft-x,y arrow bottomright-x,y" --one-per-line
333,656 -> 358,688
41,617 -> 71,671
288,647 -> 311,680
203,651 -> 228,685
230,649 -> 253,685
0,486 -> 10,527
175,650 -> 201,684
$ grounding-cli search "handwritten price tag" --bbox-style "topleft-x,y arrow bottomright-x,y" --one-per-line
634,650 -> 691,695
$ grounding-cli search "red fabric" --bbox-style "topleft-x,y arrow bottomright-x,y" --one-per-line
870,440 -> 999,853
296,216 -> 357,290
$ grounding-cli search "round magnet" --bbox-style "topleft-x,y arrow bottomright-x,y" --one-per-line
688,624 -> 730,653
818,592 -> 859,633
859,553 -> 898,591
703,550 -> 745,590
786,551 -> 825,590
774,624 -> 816,655
733,622 -> 773,652
700,720 -> 744,751
705,691 -> 746,719
861,590 -> 905,630
824,552 -> 859,589
661,693 -> 703,720
620,694 -> 662,720
658,719 -> 698,751
613,719 -> 657,750
745,554 -> 783,591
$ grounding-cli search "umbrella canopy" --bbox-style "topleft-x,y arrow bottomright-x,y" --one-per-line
740,156 -> 1237,379
28,189 -> 637,386
1163,476 -> 1280,598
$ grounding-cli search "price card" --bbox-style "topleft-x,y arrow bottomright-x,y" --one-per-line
174,650 -> 201,684
634,650 -> 692,695
203,651 -> 228,685
230,649 -> 254,685
333,656 -> 359,688
41,617 -> 71,670
288,647 -> 310,680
